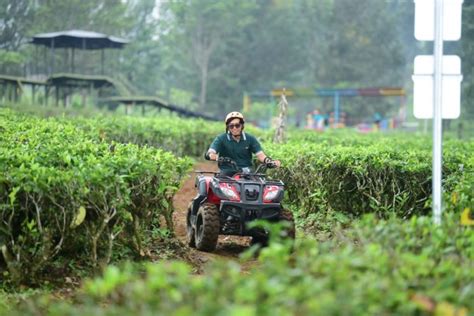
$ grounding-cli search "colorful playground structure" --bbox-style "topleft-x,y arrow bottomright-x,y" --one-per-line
244,87 -> 406,131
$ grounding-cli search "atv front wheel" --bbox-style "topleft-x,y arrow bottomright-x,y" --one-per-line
186,202 -> 196,247
250,209 -> 295,247
279,208 -> 296,240
195,203 -> 220,252
250,230 -> 269,247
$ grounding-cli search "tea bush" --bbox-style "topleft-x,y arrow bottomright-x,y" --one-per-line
265,135 -> 472,219
0,109 -> 192,284
2,103 -> 266,158
74,115 -> 225,157
6,213 -> 471,315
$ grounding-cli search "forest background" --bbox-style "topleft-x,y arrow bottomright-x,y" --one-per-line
1,0 -> 473,129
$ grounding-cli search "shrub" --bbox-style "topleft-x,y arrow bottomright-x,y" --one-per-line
0,109 -> 192,285
265,135 -> 472,219
6,214 -> 472,315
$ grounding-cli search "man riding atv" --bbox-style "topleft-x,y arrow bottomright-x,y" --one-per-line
186,111 -> 294,252
206,111 -> 281,174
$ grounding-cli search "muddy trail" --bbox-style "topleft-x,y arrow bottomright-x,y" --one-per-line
172,161 -> 256,272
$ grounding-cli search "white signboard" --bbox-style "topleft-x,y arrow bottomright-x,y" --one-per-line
414,0 -> 464,41
412,55 -> 462,119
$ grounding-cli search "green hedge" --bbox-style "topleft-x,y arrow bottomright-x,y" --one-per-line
265,134 -> 473,218
5,213 -> 472,315
0,109 -> 192,285
74,116 -> 225,157
3,103 -> 266,158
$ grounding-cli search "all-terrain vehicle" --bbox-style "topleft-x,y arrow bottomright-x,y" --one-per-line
186,157 -> 295,252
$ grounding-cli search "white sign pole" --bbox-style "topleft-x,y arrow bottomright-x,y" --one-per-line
433,0 -> 444,225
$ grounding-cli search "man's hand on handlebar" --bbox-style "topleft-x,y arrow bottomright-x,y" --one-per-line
218,156 -> 233,164
205,152 -> 218,161
268,160 -> 281,168
263,156 -> 281,168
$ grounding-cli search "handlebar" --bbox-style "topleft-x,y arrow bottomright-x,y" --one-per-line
254,161 -> 277,173
208,156 -> 278,175
217,156 -> 238,169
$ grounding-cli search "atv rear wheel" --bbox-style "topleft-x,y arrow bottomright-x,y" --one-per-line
186,202 -> 196,248
195,203 -> 220,252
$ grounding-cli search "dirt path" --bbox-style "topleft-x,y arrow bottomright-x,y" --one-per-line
172,161 -> 255,272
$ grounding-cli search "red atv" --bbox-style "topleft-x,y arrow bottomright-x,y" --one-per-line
186,157 -> 295,252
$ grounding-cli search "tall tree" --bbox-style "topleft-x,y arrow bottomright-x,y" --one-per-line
0,0 -> 33,50
119,0 -> 161,95
298,0 -> 334,85
31,0 -> 129,35
461,3 -> 474,122
160,0 -> 256,111
0,0 -> 34,75
325,0 -> 405,86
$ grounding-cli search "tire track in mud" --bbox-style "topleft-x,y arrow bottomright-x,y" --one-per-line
172,161 -> 255,272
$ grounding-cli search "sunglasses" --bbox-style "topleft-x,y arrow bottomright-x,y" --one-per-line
228,123 -> 242,129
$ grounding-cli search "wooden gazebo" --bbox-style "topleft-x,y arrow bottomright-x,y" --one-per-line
31,30 -> 129,76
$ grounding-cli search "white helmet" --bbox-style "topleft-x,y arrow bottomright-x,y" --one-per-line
225,111 -> 245,125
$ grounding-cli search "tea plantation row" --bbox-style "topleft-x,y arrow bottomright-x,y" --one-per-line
0,109 -> 193,285
265,136 -> 472,223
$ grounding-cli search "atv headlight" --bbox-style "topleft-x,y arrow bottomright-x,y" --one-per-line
263,185 -> 283,203
219,183 -> 240,201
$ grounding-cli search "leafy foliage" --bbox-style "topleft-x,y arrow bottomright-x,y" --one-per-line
73,115 -> 225,158
5,213 -> 472,315
0,0 -> 33,50
0,109 -> 192,285
265,130 -> 473,220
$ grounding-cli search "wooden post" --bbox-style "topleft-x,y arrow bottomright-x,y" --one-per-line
273,89 -> 289,144
101,49 -> 105,75
82,88 -> 87,107
13,83 -> 18,102
71,48 -> 75,73
44,85 -> 49,106
55,86 -> 59,107
63,87 -> 68,107
35,46 -> 39,76
8,83 -> 12,102
125,102 -> 132,115
43,46 -> 47,75
51,38 -> 55,75
64,47 -> 67,73
82,39 -> 86,74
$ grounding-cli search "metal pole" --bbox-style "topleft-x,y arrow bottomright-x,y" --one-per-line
433,0 -> 444,225
334,92 -> 340,127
